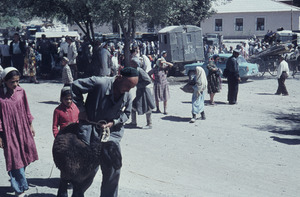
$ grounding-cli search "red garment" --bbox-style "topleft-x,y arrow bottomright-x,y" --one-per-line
52,102 -> 79,137
0,86 -> 38,171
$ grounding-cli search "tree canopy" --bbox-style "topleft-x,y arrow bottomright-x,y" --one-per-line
1,0 -> 216,65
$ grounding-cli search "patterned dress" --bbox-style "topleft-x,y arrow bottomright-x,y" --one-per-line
148,65 -> 170,102
207,61 -> 221,94
23,46 -> 37,77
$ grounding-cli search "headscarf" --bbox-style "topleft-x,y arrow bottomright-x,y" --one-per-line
1,67 -> 19,94
1,67 -> 18,81
130,56 -> 141,68
195,67 -> 207,94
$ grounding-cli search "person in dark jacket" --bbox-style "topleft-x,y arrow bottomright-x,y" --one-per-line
9,33 -> 26,75
36,34 -> 53,76
225,49 -> 241,104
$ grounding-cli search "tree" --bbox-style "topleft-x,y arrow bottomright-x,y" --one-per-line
293,0 -> 300,7
98,0 -> 172,66
93,0 -> 215,66
20,0 -> 105,44
165,0 -> 216,27
12,0 -> 215,66
0,0 -> 23,28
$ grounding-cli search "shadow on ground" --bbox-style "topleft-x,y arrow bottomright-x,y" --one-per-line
0,186 -> 14,197
257,109 -> 300,145
28,194 -> 56,197
39,101 -> 60,105
256,93 -> 276,96
181,100 -> 227,105
0,186 -> 56,197
124,124 -> 143,129
28,178 -> 60,189
161,115 -> 191,122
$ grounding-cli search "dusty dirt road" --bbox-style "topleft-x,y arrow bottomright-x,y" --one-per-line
1,73 -> 300,197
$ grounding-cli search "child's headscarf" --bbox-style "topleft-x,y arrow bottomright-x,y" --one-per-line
1,67 -> 19,94
1,67 -> 18,82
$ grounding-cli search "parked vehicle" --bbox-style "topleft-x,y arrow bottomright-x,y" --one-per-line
203,33 -> 223,46
25,25 -> 42,41
184,53 -> 259,82
158,25 -> 205,76
35,31 -> 80,43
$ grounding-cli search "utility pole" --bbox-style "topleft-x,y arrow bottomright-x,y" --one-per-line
291,9 -> 293,30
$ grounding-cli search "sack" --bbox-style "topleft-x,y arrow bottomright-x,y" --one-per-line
180,83 -> 194,93
223,68 -> 229,78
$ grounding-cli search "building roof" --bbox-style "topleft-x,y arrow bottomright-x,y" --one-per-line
158,25 -> 201,34
213,0 -> 300,13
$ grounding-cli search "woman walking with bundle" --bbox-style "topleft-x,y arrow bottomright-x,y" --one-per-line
207,54 -> 221,104
190,67 -> 207,123
0,67 -> 38,197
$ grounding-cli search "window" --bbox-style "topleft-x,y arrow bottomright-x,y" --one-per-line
215,19 -> 222,31
170,33 -> 177,45
164,35 -> 167,44
235,18 -> 243,31
186,34 -> 192,43
256,17 -> 265,31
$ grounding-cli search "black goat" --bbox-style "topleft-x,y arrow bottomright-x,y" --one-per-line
52,123 -> 102,197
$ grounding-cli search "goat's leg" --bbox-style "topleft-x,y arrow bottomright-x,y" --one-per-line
57,178 -> 68,197
71,167 -> 99,197
71,187 -> 84,197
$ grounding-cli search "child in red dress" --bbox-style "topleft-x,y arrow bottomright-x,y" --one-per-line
52,86 -> 79,138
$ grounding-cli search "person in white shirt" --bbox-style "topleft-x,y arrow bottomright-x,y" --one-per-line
275,55 -> 289,96
59,37 -> 68,57
66,37 -> 78,79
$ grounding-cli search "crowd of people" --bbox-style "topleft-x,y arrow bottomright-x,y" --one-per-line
0,32 -> 160,82
0,30 -> 293,196
0,34 -> 171,196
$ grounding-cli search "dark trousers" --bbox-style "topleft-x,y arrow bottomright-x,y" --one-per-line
227,75 -> 239,104
70,64 -> 78,80
41,53 -> 52,74
100,143 -> 121,197
1,56 -> 11,68
276,72 -> 288,95
11,54 -> 24,75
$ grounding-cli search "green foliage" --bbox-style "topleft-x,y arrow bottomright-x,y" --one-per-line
0,16 -> 20,28
294,0 -> 300,7
1,0 -> 215,65
0,0 -> 19,27
166,0 -> 216,26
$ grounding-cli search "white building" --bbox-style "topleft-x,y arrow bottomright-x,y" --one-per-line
201,0 -> 300,39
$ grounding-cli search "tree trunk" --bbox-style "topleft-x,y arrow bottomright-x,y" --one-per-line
124,36 -> 131,67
